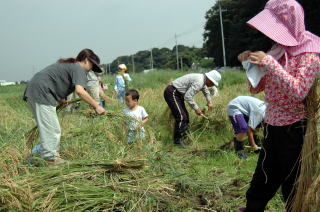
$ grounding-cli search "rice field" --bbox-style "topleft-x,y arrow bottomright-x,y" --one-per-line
0,69 -> 289,211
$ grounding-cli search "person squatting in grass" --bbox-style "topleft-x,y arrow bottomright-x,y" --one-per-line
123,89 -> 149,144
227,96 -> 266,159
163,70 -> 221,148
114,64 -> 132,103
23,49 -> 106,164
237,0 -> 320,211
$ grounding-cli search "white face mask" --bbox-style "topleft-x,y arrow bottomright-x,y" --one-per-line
267,45 -> 286,60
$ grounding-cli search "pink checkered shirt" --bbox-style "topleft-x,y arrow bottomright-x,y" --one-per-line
250,52 -> 320,126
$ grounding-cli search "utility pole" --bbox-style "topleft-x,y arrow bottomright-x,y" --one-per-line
131,55 -> 135,73
175,34 -> 179,70
180,57 -> 183,70
219,1 -> 227,67
150,49 -> 154,70
108,63 -> 111,74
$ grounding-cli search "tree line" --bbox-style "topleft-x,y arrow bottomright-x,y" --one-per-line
103,0 -> 319,73
203,0 -> 320,67
102,45 -> 214,74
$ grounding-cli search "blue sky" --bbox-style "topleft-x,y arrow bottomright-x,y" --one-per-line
0,0 -> 215,81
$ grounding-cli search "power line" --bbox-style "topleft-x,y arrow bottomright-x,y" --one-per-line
155,23 -> 204,48
176,24 -> 203,37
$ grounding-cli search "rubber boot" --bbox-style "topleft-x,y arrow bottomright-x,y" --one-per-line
174,125 -> 189,148
233,138 -> 247,159
174,138 -> 187,148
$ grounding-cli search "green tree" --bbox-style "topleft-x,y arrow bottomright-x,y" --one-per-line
108,45 -> 209,73
203,0 -> 320,67
203,0 -> 269,67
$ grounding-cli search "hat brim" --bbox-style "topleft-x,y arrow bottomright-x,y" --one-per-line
88,58 -> 102,73
247,9 -> 298,47
205,73 -> 219,86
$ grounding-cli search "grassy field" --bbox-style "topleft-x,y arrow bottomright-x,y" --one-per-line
0,69 -> 285,211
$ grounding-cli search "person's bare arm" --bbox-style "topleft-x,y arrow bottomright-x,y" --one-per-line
247,127 -> 258,148
142,117 -> 149,124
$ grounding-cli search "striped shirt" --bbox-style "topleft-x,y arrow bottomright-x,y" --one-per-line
172,73 -> 211,110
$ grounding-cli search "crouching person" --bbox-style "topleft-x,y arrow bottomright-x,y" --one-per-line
163,70 -> 221,147
23,49 -> 105,165
227,96 -> 266,159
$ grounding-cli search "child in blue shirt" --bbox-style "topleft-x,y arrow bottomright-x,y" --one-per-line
123,89 -> 148,144
114,64 -> 132,103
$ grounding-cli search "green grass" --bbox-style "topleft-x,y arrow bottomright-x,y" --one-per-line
0,70 -> 285,211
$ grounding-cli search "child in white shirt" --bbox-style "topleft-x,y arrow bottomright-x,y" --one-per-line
123,89 -> 148,144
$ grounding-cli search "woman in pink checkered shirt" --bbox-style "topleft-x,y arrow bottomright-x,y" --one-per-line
237,0 -> 320,211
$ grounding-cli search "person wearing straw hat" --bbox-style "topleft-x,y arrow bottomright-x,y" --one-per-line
237,0 -> 320,211
163,70 -> 221,147
23,49 -> 105,165
114,64 -> 132,103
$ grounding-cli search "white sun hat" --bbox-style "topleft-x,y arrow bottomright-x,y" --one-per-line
205,70 -> 221,86
118,64 -> 127,70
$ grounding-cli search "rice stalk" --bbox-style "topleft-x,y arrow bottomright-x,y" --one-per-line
0,179 -> 34,211
0,147 -> 24,178
291,81 -> 320,212
303,174 -> 320,211
25,98 -> 82,147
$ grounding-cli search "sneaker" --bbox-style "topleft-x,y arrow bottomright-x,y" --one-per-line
236,150 -> 248,159
46,157 -> 68,166
174,137 -> 188,148
31,144 -> 42,155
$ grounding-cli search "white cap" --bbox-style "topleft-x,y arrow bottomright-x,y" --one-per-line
205,70 -> 221,86
118,64 -> 127,70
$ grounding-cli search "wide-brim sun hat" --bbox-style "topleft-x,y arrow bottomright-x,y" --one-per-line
247,0 -> 301,47
205,70 -> 221,86
88,54 -> 102,73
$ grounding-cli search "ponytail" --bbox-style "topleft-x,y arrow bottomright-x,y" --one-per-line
58,58 -> 77,63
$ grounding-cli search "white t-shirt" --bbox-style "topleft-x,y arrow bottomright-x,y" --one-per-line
123,106 -> 148,131
227,96 -> 266,129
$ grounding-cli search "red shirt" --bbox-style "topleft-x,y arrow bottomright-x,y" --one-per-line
250,53 -> 320,126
